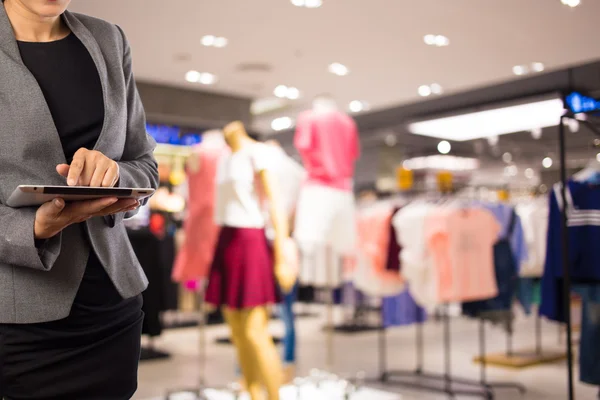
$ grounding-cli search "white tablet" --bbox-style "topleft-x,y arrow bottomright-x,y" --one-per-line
6,185 -> 155,208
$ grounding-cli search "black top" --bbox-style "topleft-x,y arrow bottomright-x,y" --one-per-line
17,33 -> 104,163
17,33 -> 126,308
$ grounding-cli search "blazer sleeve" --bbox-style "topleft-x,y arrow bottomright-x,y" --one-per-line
105,26 -> 159,228
0,205 -> 62,271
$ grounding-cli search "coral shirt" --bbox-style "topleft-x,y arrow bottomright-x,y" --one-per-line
294,110 -> 360,191
426,208 -> 500,303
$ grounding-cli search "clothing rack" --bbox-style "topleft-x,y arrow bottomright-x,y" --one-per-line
374,304 -> 525,399
558,88 -> 600,400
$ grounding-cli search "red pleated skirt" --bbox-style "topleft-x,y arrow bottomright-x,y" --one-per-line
205,227 -> 281,309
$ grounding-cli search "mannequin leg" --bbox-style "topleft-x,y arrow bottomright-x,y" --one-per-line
223,309 -> 264,400
243,306 -> 283,399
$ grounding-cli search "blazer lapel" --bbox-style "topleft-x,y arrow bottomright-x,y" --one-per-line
0,2 -> 20,63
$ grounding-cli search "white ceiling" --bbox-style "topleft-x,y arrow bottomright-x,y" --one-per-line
69,0 -> 600,134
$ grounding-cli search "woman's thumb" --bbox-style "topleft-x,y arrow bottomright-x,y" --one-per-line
52,198 -> 65,213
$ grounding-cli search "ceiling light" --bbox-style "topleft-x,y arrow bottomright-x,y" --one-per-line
274,85 -> 288,98
424,34 -> 436,45
197,72 -> 217,85
561,0 -> 581,7
408,97 -> 564,141
567,118 -> 580,133
202,35 -> 228,48
304,0 -> 323,8
287,87 -> 300,100
532,62 -> 545,72
185,70 -> 201,83
505,165 -> 518,177
201,35 -> 216,46
385,134 -> 397,147
213,37 -> 228,48
328,62 -> 349,76
437,140 -> 451,154
525,168 -> 535,179
543,157 -> 553,169
430,83 -> 443,95
291,0 -> 304,5
271,116 -> 293,131
502,152 -> 513,163
597,153 -> 600,163
349,100 -> 369,113
424,34 -> 449,47
531,127 -> 543,139
434,35 -> 450,47
403,155 -> 479,171
513,65 -> 528,76
418,85 -> 432,97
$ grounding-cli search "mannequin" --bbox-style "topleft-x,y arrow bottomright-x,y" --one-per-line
172,130 -> 228,284
293,95 -> 361,264
264,139 -> 305,381
204,121 -> 294,400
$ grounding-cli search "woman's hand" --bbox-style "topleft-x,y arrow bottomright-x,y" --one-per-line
56,148 -> 119,187
34,197 -> 139,240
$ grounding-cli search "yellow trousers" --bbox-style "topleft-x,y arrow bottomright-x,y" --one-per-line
223,307 -> 283,400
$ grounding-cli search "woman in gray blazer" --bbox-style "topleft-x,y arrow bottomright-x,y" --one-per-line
0,0 -> 159,398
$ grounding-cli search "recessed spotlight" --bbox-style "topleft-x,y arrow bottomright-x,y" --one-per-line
202,35 -> 228,48
502,152 -> 513,163
430,83 -> 443,95
198,72 -> 217,85
424,34 -> 449,47
567,118 -> 580,133
273,85 -> 300,100
185,70 -> 201,83
272,116 -> 293,131
507,165 -> 518,177
513,65 -> 528,76
531,127 -> 543,139
328,62 -> 349,76
542,157 -> 553,169
596,153 -> 600,163
487,135 -> 499,146
349,100 -> 369,113
438,140 -> 451,154
274,85 -> 288,98
424,34 -> 436,45
418,85 -> 432,97
531,62 -> 545,72
304,0 -> 323,7
561,0 -> 581,7
385,134 -> 397,147
525,168 -> 535,179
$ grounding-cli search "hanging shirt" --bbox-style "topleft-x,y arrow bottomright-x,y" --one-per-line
172,144 -> 228,282
392,202 -> 439,310
540,181 -> 600,322
294,110 -> 360,191
214,143 -> 275,228
516,199 -> 548,278
479,202 -> 528,272
426,207 -> 501,303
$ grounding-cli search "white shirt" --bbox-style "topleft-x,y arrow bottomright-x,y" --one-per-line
214,143 -> 274,228
516,198 -> 548,278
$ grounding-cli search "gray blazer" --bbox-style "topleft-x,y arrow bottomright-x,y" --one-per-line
0,4 -> 159,323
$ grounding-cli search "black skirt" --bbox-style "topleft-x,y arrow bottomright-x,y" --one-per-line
0,251 -> 144,400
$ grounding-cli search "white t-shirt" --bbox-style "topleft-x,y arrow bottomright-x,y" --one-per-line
516,198 -> 548,278
214,143 -> 274,228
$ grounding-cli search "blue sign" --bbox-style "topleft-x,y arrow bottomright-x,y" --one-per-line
565,92 -> 600,114
146,124 -> 205,146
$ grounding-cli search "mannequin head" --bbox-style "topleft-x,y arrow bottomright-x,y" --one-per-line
223,121 -> 253,152
312,93 -> 338,113
4,0 -> 71,19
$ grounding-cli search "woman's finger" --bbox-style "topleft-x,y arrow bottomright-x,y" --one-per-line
67,149 -> 88,186
89,159 -> 111,187
101,163 -> 119,188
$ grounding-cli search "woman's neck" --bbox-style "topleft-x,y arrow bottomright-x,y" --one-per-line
4,0 -> 69,42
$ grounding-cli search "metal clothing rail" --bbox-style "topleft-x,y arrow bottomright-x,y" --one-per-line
374,304 -> 525,399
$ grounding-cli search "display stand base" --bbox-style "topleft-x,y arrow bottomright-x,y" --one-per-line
214,336 -> 282,345
323,323 -> 383,334
140,346 -> 171,362
473,350 -> 567,368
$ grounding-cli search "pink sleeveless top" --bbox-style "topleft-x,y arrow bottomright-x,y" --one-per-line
172,144 -> 228,283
